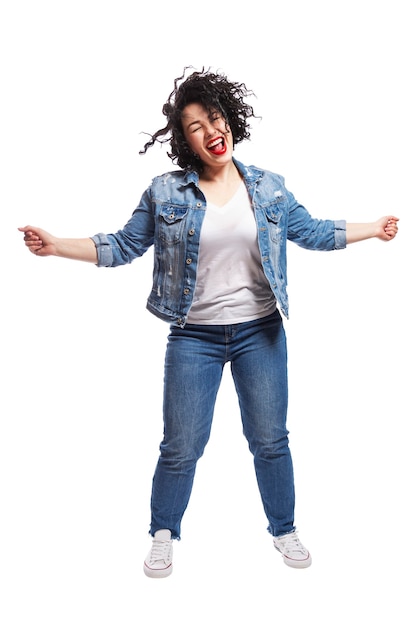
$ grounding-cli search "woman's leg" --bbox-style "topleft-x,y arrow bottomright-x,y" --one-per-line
230,311 -> 295,536
150,324 -> 225,539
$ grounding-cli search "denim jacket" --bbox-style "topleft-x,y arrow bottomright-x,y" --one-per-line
92,159 -> 346,327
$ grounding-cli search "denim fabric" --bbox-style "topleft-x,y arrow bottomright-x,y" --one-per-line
91,159 -> 346,326
150,310 -> 294,539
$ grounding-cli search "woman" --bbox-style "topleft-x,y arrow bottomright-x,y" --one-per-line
19,68 -> 399,578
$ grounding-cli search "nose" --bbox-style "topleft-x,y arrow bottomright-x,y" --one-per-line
205,121 -> 219,138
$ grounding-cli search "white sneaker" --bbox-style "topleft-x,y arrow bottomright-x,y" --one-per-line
143,529 -> 173,578
273,530 -> 312,568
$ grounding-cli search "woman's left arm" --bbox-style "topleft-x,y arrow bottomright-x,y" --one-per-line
346,216 -> 399,244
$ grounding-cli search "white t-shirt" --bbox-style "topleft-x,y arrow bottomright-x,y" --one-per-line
187,181 -> 277,324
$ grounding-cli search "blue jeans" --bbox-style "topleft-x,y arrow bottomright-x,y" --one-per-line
150,309 -> 295,539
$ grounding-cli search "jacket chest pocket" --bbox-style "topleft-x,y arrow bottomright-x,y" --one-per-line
158,205 -> 189,245
264,204 -> 283,243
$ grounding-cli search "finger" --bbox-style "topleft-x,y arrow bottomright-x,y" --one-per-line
18,226 -> 35,234
24,235 -> 41,245
25,238 -> 43,249
29,245 -> 44,254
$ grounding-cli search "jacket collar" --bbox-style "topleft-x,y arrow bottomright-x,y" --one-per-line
180,158 -> 264,188
233,158 -> 264,186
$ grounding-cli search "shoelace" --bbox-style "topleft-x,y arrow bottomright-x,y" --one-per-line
277,532 -> 307,555
149,538 -> 172,564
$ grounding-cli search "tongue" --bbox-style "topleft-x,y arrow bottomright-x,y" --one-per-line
210,142 -> 225,155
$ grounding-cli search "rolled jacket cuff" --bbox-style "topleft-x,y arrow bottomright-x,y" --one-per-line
333,220 -> 347,249
91,233 -> 113,266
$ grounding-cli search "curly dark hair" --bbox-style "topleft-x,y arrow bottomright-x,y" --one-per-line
139,67 -> 257,172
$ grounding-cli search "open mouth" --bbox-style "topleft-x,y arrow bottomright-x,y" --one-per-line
207,136 -> 227,155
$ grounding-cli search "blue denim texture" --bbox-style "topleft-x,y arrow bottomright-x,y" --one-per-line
151,310 -> 293,539
91,160 -> 347,539
92,159 -> 346,326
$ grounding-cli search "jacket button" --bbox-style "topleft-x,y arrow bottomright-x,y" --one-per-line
188,228 -> 195,236
183,288 -> 190,295
196,202 -> 202,208
186,258 -> 192,265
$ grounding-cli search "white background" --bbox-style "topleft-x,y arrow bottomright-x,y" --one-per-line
1,1 -> 415,624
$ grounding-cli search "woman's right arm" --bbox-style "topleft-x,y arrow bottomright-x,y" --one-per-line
18,226 -> 98,263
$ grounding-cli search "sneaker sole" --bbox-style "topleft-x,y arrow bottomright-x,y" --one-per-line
143,562 -> 173,578
277,549 -> 312,569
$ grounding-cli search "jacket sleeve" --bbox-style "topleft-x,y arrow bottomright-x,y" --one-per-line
286,188 -> 346,251
91,185 -> 155,267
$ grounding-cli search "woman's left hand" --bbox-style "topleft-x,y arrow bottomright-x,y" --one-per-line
375,215 -> 400,241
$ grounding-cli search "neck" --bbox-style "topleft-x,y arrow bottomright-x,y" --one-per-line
200,160 -> 240,184
197,160 -> 243,207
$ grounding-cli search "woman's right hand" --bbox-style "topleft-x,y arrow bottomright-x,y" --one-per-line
18,225 -> 58,257
18,225 -> 98,263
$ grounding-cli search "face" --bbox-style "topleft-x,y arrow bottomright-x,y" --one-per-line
181,102 -> 234,169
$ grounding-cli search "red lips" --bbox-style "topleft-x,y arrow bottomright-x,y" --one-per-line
207,137 -> 227,155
